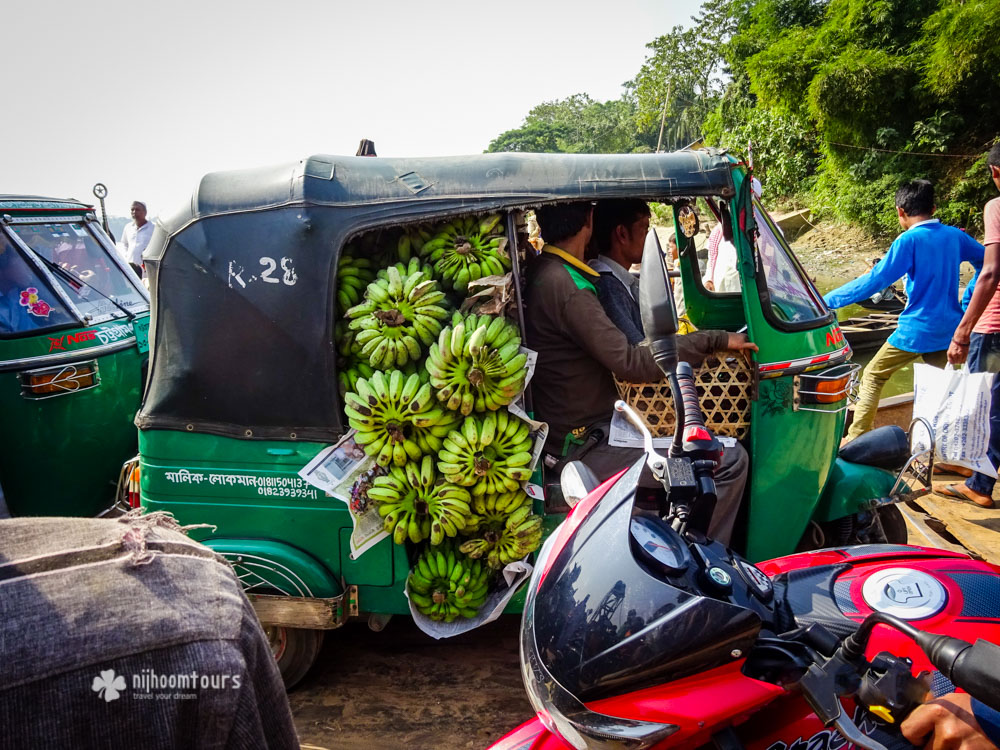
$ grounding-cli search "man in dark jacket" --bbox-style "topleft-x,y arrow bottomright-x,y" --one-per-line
525,201 -> 756,545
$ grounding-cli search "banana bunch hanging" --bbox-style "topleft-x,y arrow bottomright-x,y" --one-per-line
368,456 -> 473,545
345,370 -> 455,466
460,504 -> 543,570
345,258 -> 450,368
418,214 -> 511,293
425,313 -> 528,416
407,541 -> 491,621
438,411 -> 534,496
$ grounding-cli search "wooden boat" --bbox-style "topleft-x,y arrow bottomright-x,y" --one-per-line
840,312 -> 898,351
858,295 -> 905,313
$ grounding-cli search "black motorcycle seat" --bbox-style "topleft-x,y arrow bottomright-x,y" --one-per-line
838,425 -> 910,470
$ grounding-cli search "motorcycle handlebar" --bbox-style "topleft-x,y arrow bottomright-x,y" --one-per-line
844,612 -> 1000,713
676,362 -> 705,431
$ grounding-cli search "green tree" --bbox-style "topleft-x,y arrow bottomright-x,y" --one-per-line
629,25 -> 726,151
485,94 -> 656,154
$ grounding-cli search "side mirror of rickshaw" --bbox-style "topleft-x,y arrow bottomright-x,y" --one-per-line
639,229 -> 679,376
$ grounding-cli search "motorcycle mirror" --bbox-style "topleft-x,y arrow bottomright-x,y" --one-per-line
560,461 -> 601,508
639,228 -> 679,375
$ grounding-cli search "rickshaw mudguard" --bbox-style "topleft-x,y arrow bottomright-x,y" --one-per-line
813,457 -> 896,523
203,538 -> 342,599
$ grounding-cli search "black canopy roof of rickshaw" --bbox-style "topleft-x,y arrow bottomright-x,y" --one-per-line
158,150 -> 737,231
139,150 -> 739,443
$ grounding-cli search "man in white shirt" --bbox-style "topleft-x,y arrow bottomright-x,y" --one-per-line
116,201 -> 153,278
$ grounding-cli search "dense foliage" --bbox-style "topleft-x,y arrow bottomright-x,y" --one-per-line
487,0 -> 1000,237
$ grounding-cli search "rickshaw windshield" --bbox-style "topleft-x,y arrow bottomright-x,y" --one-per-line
752,199 -> 828,325
0,232 -> 74,337
10,222 -> 147,321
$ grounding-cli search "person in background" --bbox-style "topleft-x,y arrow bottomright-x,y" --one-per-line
935,142 -> 1000,508
824,179 -> 984,443
116,201 -> 153,279
526,201 -> 756,545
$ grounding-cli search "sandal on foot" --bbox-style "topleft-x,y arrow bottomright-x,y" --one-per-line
933,462 -> 973,478
933,482 -> 994,509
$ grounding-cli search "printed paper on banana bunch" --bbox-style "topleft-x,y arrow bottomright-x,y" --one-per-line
507,400 -> 548,479
406,558 -> 533,639
298,430 -> 390,558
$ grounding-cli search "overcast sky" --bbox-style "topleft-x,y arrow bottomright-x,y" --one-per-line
5,0 -> 702,216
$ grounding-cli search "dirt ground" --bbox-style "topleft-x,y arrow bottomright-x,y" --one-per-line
289,615 -> 530,750
787,219 -> 885,285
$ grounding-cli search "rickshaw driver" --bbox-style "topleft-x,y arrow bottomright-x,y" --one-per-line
525,201 -> 755,545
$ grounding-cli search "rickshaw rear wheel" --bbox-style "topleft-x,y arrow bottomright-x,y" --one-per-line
265,625 -> 325,690
873,505 -> 907,544
795,505 -> 907,551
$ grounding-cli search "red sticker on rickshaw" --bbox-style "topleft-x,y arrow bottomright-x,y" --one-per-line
19,287 -> 51,317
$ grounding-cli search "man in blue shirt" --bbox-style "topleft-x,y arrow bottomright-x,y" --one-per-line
825,180 -> 984,441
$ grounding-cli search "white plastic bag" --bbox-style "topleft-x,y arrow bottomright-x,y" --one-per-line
912,363 -> 996,478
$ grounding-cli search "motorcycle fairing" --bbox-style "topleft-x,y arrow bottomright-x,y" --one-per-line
532,458 -> 762,702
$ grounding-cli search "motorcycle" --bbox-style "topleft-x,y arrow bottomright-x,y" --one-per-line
487,239 -> 1000,750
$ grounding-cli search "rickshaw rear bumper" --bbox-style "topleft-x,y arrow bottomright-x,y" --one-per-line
245,587 -> 359,630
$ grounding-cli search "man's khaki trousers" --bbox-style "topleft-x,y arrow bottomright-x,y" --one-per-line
847,341 -> 947,441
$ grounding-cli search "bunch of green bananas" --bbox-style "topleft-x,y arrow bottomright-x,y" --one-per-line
418,214 -> 512,293
374,257 -> 435,285
345,370 -> 454,466
408,542 -> 491,621
338,359 -> 375,398
411,411 -> 462,455
466,490 -> 532,533
460,505 -> 543,569
368,456 -> 472,545
345,259 -> 450,369
425,313 -> 528,415
438,411 -> 534,496
336,256 -> 377,315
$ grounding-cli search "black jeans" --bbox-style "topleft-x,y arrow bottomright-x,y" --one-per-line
966,332 -> 1000,497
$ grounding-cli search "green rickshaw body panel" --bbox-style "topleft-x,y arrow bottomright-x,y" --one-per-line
204,538 -> 343,599
140,429 -> 415,614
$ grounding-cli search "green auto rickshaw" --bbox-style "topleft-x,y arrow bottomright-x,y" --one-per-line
0,195 -> 150,518
136,150 -> 927,685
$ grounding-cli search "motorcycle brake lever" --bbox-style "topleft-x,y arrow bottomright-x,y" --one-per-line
831,712 -> 889,750
614,400 -> 668,481
797,653 -> 890,750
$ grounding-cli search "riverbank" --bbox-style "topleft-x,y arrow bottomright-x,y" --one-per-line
789,219 -> 886,286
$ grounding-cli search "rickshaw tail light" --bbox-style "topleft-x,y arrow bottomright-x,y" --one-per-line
811,375 -> 851,404
19,361 -> 100,399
